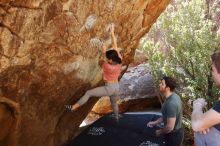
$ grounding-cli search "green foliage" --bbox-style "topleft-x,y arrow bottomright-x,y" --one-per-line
141,0 -> 220,104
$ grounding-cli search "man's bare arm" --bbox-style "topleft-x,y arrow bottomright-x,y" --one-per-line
192,109 -> 220,132
156,117 -> 176,136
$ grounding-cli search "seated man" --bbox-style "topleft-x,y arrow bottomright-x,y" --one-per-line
191,50 -> 220,146
147,76 -> 184,146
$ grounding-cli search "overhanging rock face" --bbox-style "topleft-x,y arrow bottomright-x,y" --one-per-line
0,0 -> 170,146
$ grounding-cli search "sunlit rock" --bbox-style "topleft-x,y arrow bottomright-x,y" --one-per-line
0,0 -> 170,146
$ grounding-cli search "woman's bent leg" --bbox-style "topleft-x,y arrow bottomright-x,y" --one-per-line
77,86 -> 110,106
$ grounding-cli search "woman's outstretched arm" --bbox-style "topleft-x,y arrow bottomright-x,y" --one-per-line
110,24 -> 122,59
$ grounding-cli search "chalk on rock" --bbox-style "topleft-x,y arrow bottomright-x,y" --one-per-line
85,14 -> 97,30
90,38 -> 103,49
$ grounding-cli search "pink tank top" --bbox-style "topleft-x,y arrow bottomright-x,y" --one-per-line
102,63 -> 122,81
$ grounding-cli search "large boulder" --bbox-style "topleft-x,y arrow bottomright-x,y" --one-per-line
0,0 -> 170,146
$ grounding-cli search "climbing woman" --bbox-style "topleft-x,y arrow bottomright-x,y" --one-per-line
65,24 -> 122,119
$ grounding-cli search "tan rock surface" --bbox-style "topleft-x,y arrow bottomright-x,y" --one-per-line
0,0 -> 170,146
